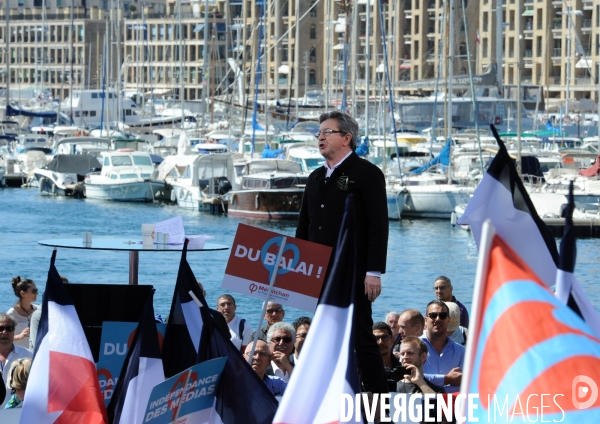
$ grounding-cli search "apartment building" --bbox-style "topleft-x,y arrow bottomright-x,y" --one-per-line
0,7 -> 110,101
479,0 -> 599,105
121,3 -> 228,102
0,0 -> 166,15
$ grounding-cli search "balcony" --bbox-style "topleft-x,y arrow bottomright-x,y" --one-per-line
582,19 -> 592,31
552,48 -> 562,57
575,77 -> 592,85
552,20 -> 562,30
524,49 -> 533,57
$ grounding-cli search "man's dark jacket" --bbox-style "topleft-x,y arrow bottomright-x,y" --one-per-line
296,152 -> 388,284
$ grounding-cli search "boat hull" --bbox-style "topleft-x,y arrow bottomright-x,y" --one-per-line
386,189 -> 408,220
85,181 -> 154,202
227,189 -> 304,219
402,186 -> 475,219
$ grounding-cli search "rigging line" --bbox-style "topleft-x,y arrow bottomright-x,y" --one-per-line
377,0 -> 401,177
429,8 -> 446,158
460,0 -> 484,176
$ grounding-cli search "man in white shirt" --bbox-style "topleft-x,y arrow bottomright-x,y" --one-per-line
266,322 -> 295,383
0,312 -> 33,408
216,294 -> 253,352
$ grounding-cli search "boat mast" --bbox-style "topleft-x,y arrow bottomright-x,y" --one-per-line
364,0 -> 370,141
495,0 -> 503,93
70,0 -> 74,123
516,0 -> 522,175
202,0 -> 210,125
178,0 -> 185,125
324,0 -> 331,110
294,0 -> 300,120
5,0 -> 9,108
350,0 -> 358,116
446,0 -> 454,181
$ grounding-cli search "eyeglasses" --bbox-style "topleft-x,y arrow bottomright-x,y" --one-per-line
296,332 -> 308,339
314,129 -> 347,139
245,350 -> 270,358
427,312 -> 449,320
266,308 -> 284,315
434,286 -> 447,291
374,334 -> 391,342
218,301 -> 233,307
0,325 -> 15,332
271,336 -> 293,344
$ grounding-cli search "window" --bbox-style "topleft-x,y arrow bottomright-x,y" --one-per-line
310,24 -> 316,39
133,156 -> 152,166
310,2 -> 317,17
309,47 -> 316,62
309,69 -> 316,85
112,156 -> 133,166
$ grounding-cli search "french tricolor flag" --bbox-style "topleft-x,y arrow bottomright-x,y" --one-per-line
274,196 -> 361,423
107,289 -> 165,424
21,250 -> 107,424
457,125 -> 559,287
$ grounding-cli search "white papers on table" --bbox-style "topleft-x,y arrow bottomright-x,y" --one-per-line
154,216 -> 185,244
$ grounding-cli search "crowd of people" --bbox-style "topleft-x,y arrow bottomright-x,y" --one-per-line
0,113 -> 472,422
0,274 -> 470,409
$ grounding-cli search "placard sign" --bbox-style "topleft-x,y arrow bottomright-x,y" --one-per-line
143,357 -> 227,424
222,224 -> 332,312
99,321 -> 167,362
96,321 -> 168,405
96,357 -> 126,406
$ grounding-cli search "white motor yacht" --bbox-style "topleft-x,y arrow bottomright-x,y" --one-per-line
85,150 -> 155,201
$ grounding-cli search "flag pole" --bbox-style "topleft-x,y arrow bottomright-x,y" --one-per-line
459,219 -> 495,416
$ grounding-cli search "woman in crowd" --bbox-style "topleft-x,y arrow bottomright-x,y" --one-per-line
4,358 -> 32,409
7,277 -> 38,348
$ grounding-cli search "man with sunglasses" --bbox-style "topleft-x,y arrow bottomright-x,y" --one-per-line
421,300 -> 465,393
266,322 -> 296,383
296,111 -> 389,395
251,301 -> 286,342
292,316 -> 311,360
0,312 -> 32,408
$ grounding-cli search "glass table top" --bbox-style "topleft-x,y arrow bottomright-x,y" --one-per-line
38,238 -> 229,252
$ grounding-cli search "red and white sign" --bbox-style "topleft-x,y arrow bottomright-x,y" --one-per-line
222,224 -> 332,312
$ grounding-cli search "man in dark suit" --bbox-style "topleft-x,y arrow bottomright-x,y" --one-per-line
296,111 -> 389,394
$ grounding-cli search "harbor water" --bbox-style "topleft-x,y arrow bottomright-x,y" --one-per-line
2,188 -> 600,326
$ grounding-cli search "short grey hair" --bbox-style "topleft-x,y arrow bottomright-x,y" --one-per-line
319,111 -> 359,150
0,312 -> 17,328
386,311 -> 400,321
266,322 -> 295,342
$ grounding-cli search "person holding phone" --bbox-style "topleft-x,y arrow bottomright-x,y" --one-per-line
396,336 -> 444,395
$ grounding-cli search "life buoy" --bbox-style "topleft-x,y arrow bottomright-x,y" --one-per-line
494,116 -> 502,125
574,115 -> 582,123
563,115 -> 571,124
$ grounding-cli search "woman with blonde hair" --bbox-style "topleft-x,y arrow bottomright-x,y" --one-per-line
7,277 -> 39,348
4,358 -> 32,409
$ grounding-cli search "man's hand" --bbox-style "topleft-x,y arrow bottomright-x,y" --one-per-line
271,351 -> 293,374
443,367 -> 462,386
364,275 -> 381,302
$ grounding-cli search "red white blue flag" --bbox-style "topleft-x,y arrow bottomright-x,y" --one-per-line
274,196 -> 360,424
461,221 -> 600,421
20,250 -> 107,424
457,125 -> 559,287
107,289 -> 165,424
163,240 -> 278,424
